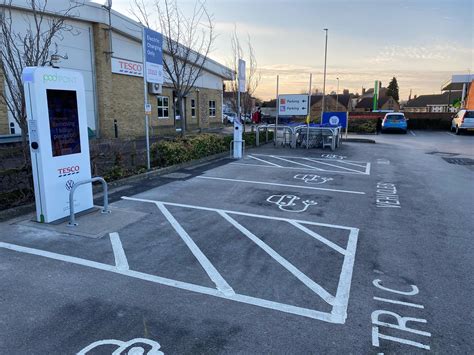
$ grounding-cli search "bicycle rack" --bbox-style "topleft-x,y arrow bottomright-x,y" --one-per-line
68,177 -> 110,226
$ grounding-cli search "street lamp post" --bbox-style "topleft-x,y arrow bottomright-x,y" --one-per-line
320,28 -> 328,124
335,77 -> 339,111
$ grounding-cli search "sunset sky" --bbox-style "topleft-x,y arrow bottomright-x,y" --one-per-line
96,0 -> 473,101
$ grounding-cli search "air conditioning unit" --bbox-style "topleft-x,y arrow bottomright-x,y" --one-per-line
148,83 -> 162,95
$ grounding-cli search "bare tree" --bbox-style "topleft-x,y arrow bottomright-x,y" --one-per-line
0,0 -> 81,160
130,0 -> 215,136
226,28 -> 261,123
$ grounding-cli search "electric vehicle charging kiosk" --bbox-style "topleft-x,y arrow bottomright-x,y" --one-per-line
233,118 -> 243,159
22,67 -> 93,223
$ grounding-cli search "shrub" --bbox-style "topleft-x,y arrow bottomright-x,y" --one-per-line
150,132 -> 273,168
348,119 -> 377,133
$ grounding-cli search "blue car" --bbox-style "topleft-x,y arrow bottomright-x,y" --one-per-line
381,113 -> 408,133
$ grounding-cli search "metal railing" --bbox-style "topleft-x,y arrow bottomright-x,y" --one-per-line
292,125 -> 341,150
68,177 -> 110,226
255,124 -> 293,147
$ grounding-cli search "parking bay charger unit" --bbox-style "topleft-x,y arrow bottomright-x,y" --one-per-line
22,67 -> 93,223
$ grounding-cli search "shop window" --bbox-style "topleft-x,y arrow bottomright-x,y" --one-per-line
157,96 -> 169,119
209,100 -> 216,117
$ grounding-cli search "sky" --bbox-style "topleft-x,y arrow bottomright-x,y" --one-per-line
94,0 -> 473,101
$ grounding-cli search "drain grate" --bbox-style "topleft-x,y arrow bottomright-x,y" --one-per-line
426,151 -> 459,157
442,157 -> 474,165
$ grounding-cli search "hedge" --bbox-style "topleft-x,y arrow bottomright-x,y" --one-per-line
150,131 -> 274,168
348,118 -> 377,133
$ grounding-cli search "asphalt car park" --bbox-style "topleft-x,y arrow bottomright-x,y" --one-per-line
0,131 -> 473,354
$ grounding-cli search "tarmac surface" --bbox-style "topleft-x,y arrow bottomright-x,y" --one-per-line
0,130 -> 473,354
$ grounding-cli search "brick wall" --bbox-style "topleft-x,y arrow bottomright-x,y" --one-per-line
466,80 -> 474,110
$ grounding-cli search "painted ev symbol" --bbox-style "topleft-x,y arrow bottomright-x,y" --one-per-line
266,194 -> 318,213
294,174 -> 333,184
77,338 -> 164,355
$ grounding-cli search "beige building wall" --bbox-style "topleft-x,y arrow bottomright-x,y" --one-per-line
0,68 -> 9,135
93,24 -> 223,139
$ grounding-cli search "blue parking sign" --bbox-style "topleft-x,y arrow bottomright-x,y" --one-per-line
322,112 -> 347,128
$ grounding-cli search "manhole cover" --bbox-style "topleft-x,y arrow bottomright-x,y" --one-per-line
442,157 -> 474,165
162,172 -> 192,179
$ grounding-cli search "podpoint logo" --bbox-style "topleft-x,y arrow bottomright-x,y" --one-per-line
43,74 -> 76,84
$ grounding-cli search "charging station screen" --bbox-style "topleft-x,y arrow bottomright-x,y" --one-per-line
47,89 -> 81,157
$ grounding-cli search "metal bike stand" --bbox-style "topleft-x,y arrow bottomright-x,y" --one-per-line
68,177 -> 110,226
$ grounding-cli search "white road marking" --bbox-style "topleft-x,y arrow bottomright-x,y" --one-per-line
230,162 -> 368,175
270,155 -> 324,170
373,296 -> 424,309
266,194 -> 318,213
155,202 -> 235,296
304,157 -> 366,174
332,227 -> 359,321
78,338 -> 164,355
109,232 -> 129,270
0,241 -> 334,322
244,154 -> 371,175
445,132 -> 456,137
248,154 -> 282,167
218,211 -> 336,305
289,221 -> 348,255
335,160 -> 367,169
365,162 -> 372,175
409,130 -> 416,136
122,196 -> 355,231
197,176 -> 366,195
252,153 -> 367,164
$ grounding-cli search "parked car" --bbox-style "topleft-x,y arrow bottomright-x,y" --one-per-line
451,110 -> 474,135
223,112 -> 236,124
381,112 -> 408,133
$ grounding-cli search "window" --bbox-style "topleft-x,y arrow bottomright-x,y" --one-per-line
209,100 -> 216,117
191,99 -> 196,118
157,96 -> 169,119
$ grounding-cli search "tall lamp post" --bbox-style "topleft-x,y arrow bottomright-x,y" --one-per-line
335,77 -> 339,111
320,28 -> 328,123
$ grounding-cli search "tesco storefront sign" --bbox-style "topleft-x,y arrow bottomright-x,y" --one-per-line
111,58 -> 144,77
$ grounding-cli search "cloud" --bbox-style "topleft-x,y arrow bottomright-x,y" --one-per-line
214,21 -> 280,37
370,43 -> 472,64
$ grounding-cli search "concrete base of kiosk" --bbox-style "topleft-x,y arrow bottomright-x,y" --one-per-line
17,206 -> 147,239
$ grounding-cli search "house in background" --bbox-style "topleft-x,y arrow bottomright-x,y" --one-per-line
403,92 -> 462,113
354,97 -> 399,112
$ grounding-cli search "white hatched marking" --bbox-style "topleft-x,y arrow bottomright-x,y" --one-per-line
289,221 -> 348,255
197,176 -> 365,195
155,202 -> 235,296
248,155 -> 282,167
218,211 -> 336,305
304,157 -> 365,174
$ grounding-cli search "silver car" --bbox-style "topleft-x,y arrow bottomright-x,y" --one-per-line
451,110 -> 474,135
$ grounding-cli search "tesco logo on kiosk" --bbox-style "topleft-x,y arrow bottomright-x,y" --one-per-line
58,165 -> 80,177
111,58 -> 144,77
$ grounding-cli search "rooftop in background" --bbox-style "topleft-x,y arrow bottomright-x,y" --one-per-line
405,92 -> 462,108
441,74 -> 474,91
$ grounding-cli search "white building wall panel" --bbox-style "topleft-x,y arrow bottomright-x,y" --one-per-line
5,10 -> 97,133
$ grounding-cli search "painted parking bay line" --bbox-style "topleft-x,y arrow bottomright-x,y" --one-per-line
196,176 -> 366,195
